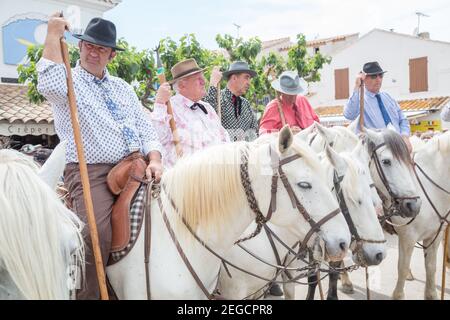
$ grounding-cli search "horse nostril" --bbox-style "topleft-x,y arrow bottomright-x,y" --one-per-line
406,201 -> 413,211
376,252 -> 383,263
339,241 -> 347,252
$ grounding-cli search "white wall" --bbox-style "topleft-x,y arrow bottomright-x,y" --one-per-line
309,29 -> 450,108
0,0 -> 114,80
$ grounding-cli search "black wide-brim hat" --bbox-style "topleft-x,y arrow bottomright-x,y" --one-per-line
73,17 -> 124,51
363,61 -> 387,75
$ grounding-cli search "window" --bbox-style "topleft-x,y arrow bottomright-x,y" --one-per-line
334,68 -> 349,100
409,57 -> 428,93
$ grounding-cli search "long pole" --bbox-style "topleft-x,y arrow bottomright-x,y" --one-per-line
365,267 -> 371,300
441,225 -> 449,300
217,83 -> 222,120
60,38 -> 109,300
154,46 -> 182,158
359,78 -> 365,132
276,92 -> 287,127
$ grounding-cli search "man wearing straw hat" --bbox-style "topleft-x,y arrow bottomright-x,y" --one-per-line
259,71 -> 319,134
204,61 -> 259,142
151,58 -> 230,168
344,61 -> 412,152
37,15 -> 163,299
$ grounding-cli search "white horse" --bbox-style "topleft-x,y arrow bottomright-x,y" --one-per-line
217,138 -> 386,300
106,127 -> 351,299
391,131 -> 450,300
0,143 -> 84,300
304,124 -> 422,218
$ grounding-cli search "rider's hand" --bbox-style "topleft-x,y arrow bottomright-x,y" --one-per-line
155,82 -> 172,105
209,66 -> 223,87
47,12 -> 70,38
146,151 -> 163,182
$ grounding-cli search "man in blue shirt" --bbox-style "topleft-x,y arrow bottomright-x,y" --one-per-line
344,61 -> 412,152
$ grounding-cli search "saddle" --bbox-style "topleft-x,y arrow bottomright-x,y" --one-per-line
107,152 -> 147,252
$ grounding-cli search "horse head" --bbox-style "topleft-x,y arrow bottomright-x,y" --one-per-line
251,126 -> 351,262
363,128 -> 422,218
324,144 -> 386,266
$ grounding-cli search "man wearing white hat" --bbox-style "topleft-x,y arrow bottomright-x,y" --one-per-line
259,71 -> 319,134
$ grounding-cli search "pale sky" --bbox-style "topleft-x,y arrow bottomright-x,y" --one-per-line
104,0 -> 450,51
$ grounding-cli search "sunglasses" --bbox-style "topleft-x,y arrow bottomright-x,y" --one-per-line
369,73 -> 384,80
83,41 -> 110,54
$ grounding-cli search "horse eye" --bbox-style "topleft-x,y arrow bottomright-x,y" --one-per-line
382,159 -> 391,166
358,200 -> 363,205
297,182 -> 312,189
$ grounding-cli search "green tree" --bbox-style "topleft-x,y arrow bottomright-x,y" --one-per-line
287,34 -> 332,82
215,34 -> 285,114
157,34 -> 227,82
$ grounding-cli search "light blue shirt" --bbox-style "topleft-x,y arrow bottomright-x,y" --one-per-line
344,88 -> 410,135
37,58 -> 162,164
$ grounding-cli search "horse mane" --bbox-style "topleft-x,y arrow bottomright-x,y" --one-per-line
162,135 -> 324,238
429,131 -> 450,154
162,142 -> 246,237
331,126 -> 359,146
339,153 -> 367,205
0,149 -> 84,299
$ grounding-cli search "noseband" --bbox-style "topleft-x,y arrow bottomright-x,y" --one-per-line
332,171 -> 386,266
237,145 -> 341,254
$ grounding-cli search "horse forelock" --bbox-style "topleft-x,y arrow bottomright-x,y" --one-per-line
382,130 -> 412,167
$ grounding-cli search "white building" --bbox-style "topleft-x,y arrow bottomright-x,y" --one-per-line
261,29 -> 450,132
0,0 -> 120,145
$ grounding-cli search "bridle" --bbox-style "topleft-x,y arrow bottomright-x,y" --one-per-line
332,171 -> 386,267
237,144 -> 341,255
370,142 -> 420,223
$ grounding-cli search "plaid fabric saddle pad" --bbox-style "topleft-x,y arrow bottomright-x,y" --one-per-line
108,184 -> 146,265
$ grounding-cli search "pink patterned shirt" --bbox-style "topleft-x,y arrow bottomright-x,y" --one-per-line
150,94 -> 230,168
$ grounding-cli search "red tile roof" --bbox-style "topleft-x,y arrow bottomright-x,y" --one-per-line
0,84 -> 53,123
315,96 -> 450,117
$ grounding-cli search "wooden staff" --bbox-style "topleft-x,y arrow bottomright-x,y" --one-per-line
276,92 -> 287,127
154,46 -> 182,158
359,76 -> 365,132
441,225 -> 450,300
60,38 -> 109,300
365,267 -> 371,300
217,82 -> 222,120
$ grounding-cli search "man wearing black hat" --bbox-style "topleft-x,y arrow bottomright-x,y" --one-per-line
37,13 -> 163,299
203,61 -> 259,141
344,61 -> 412,151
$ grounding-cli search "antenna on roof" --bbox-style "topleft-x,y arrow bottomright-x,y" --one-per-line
414,12 -> 430,36
233,23 -> 241,38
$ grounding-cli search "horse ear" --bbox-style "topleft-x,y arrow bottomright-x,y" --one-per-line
279,125 -> 293,153
364,128 -> 383,146
325,145 -> 348,177
38,141 -> 67,190
316,122 -> 334,145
